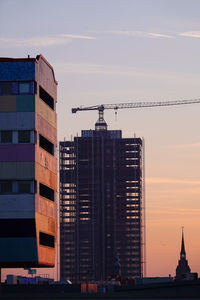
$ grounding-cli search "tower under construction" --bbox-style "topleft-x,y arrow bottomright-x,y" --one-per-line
59,116 -> 145,281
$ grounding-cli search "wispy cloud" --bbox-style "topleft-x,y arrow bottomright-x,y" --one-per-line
53,62 -> 149,76
0,34 -> 96,48
179,31 -> 200,38
101,30 -> 174,39
146,177 -> 200,185
60,34 -> 95,40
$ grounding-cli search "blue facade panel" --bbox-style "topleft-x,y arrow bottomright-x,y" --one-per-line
0,112 -> 35,130
0,62 -> 35,81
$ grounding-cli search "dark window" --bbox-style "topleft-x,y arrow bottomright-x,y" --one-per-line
0,181 -> 12,194
0,82 -> 13,94
39,134 -> 54,155
1,131 -> 12,143
40,183 -> 54,201
18,181 -> 31,193
0,219 -> 36,237
39,232 -> 55,248
18,130 -> 30,143
39,86 -> 54,110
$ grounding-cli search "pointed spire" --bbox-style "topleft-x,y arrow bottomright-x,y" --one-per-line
180,227 -> 186,259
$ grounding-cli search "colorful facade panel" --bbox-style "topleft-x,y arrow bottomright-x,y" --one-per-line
0,194 -> 35,219
0,237 -> 38,267
0,144 -> 35,162
0,112 -> 35,130
0,60 -> 35,81
17,95 -> 35,112
0,95 -> 16,112
0,162 -> 35,179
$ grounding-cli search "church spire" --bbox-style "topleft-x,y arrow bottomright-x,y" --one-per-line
180,227 -> 186,259
176,227 -> 191,280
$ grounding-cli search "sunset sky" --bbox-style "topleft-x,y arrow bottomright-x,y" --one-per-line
1,0 -> 200,280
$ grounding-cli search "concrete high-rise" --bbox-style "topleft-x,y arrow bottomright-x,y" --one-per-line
60,117 -> 145,281
0,55 -> 57,267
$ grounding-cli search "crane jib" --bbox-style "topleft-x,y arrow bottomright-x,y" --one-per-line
71,98 -> 200,113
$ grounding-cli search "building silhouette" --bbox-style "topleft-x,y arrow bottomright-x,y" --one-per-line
60,116 -> 145,281
0,55 -> 57,267
175,229 -> 191,280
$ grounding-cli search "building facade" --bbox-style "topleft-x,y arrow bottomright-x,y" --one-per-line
60,120 -> 145,281
0,55 -> 57,267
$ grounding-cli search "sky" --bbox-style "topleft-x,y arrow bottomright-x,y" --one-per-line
1,0 -> 200,280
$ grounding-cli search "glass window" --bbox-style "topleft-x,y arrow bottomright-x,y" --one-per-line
18,181 -> 31,193
0,181 -> 12,193
0,82 -> 12,94
39,232 -> 55,248
18,130 -> 30,143
40,183 -> 54,201
39,134 -> 54,155
1,131 -> 12,143
19,82 -> 30,94
39,86 -> 54,110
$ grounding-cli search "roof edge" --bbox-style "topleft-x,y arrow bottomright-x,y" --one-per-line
36,54 -> 58,85
0,55 -> 58,85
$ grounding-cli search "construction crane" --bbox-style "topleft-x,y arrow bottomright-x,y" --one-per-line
72,98 -> 200,130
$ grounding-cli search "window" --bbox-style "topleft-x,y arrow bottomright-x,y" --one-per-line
39,134 -> 54,155
18,181 -> 31,193
19,82 -> 30,94
1,131 -> 12,143
0,181 -> 12,194
0,82 -> 12,94
39,232 -> 55,248
18,130 -> 30,143
40,183 -> 54,201
39,86 -> 54,110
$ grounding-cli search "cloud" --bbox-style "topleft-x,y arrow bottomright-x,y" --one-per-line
53,62 -> 149,76
60,34 -> 96,40
179,31 -> 200,38
146,177 -> 200,185
0,34 -> 96,48
101,30 -> 174,39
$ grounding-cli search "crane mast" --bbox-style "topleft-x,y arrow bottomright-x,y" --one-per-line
72,98 -> 200,130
